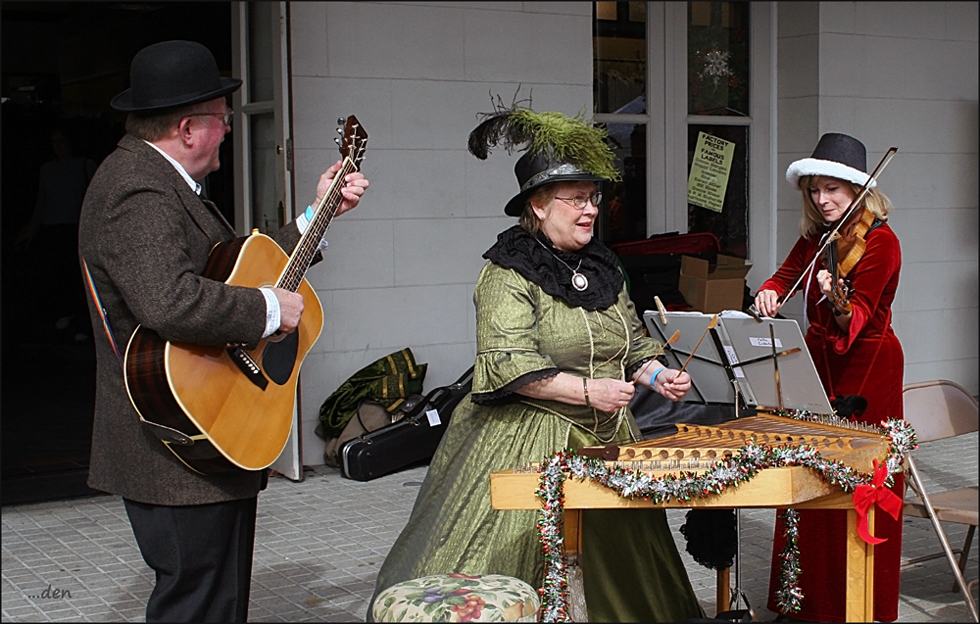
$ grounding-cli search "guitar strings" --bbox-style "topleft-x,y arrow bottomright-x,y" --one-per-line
278,158 -> 358,291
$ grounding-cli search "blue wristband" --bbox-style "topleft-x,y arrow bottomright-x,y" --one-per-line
652,368 -> 666,386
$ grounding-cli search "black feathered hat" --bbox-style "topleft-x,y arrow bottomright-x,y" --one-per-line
467,102 -> 621,217
785,132 -> 875,190
111,40 -> 242,112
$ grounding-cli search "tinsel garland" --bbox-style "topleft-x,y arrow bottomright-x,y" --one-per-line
533,416 -> 917,622
773,509 -> 802,613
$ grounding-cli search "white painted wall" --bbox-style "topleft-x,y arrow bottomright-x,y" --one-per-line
776,1 -> 978,395
288,1 -> 596,465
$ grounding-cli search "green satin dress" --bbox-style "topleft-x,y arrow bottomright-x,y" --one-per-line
370,262 -> 702,622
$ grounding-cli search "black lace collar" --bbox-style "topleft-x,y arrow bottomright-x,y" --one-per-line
482,225 -> 624,310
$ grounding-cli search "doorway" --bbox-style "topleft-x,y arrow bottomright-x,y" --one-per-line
1,1 -> 234,505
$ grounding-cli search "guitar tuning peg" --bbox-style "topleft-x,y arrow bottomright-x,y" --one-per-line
335,126 -> 343,135
334,137 -> 341,145
337,117 -> 345,126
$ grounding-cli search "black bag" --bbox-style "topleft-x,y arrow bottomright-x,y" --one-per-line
340,366 -> 474,481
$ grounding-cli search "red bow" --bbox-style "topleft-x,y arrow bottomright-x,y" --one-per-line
852,458 -> 903,545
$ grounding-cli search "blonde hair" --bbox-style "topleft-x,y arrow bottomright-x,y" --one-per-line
518,184 -> 558,235
798,175 -> 893,239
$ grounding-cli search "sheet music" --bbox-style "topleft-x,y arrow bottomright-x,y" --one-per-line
642,310 -> 833,413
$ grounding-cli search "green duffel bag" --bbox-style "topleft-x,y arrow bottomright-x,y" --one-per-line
315,348 -> 427,441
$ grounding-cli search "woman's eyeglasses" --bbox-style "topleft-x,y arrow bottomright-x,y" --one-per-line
554,190 -> 602,210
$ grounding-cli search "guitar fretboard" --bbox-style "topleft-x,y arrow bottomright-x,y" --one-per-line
278,157 -> 358,292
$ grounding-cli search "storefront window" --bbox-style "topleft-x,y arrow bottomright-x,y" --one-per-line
687,124 -> 749,257
599,123 -> 647,244
593,2 -> 756,258
687,2 -> 751,258
594,2 -> 646,115
687,2 -> 749,117
594,2 -> 647,243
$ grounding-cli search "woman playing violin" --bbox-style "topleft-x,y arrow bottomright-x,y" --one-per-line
754,132 -> 905,622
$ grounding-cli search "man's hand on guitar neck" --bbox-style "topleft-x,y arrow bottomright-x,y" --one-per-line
314,160 -> 369,216
271,288 -> 304,334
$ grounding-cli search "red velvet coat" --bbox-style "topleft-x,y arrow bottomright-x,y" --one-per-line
762,221 -> 905,622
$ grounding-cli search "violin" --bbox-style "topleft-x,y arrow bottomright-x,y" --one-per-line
823,205 -> 876,316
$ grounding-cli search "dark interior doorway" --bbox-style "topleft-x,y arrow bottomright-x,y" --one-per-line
2,1 -> 234,505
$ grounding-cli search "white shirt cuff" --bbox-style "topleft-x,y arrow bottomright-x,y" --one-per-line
259,287 -> 281,338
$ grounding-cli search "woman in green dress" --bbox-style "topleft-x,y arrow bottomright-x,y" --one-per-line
369,107 -> 703,622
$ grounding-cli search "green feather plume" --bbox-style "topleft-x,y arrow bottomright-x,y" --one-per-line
468,101 -> 621,182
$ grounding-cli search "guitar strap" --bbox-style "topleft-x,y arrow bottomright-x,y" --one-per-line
82,257 -> 123,368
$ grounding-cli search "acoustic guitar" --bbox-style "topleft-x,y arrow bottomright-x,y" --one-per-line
124,116 -> 368,474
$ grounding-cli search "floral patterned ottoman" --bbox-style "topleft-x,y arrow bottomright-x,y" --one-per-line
371,573 -> 540,622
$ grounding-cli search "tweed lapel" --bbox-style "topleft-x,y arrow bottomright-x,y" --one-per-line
170,175 -> 236,244
123,136 -> 237,243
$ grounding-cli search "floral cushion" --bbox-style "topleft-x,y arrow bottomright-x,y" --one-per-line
372,573 -> 540,622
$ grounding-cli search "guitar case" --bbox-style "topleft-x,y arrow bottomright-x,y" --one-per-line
340,366 -> 474,482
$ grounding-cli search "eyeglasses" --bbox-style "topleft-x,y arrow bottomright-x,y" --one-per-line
554,190 -> 602,210
186,111 -> 233,126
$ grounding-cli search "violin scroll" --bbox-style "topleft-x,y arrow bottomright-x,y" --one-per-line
828,276 -> 855,316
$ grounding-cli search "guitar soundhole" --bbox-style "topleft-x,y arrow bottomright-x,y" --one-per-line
264,330 -> 299,385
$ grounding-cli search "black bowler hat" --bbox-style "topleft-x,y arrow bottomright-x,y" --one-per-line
467,104 -> 620,217
111,40 -> 242,112
785,132 -> 875,189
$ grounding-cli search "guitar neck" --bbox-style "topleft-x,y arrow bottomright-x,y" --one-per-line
278,157 -> 358,292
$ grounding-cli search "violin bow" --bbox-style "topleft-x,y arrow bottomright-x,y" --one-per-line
775,146 -> 899,306
630,330 -> 680,385
677,314 -> 719,375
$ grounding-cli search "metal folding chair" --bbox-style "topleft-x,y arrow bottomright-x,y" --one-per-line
901,379 -> 979,622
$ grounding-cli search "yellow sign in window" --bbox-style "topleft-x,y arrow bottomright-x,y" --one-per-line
687,131 -> 735,213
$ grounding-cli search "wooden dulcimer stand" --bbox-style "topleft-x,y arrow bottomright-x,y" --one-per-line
490,414 -> 888,621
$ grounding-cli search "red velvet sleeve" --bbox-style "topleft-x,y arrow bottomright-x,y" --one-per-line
829,226 -> 901,354
760,236 -> 816,297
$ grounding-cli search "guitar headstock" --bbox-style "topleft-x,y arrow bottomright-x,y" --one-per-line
336,115 -> 368,171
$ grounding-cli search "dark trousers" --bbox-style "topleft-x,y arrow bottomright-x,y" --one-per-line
124,497 -> 258,623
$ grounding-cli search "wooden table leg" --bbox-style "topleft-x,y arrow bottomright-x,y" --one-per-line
562,509 -> 586,621
845,506 -> 875,622
716,567 -> 730,615
563,509 -> 583,560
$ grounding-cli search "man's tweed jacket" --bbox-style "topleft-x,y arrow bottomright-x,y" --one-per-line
78,135 -> 304,506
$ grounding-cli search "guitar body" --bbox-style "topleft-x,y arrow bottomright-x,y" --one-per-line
125,232 -> 323,473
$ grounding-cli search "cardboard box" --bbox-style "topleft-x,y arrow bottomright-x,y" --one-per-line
678,254 -> 752,313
